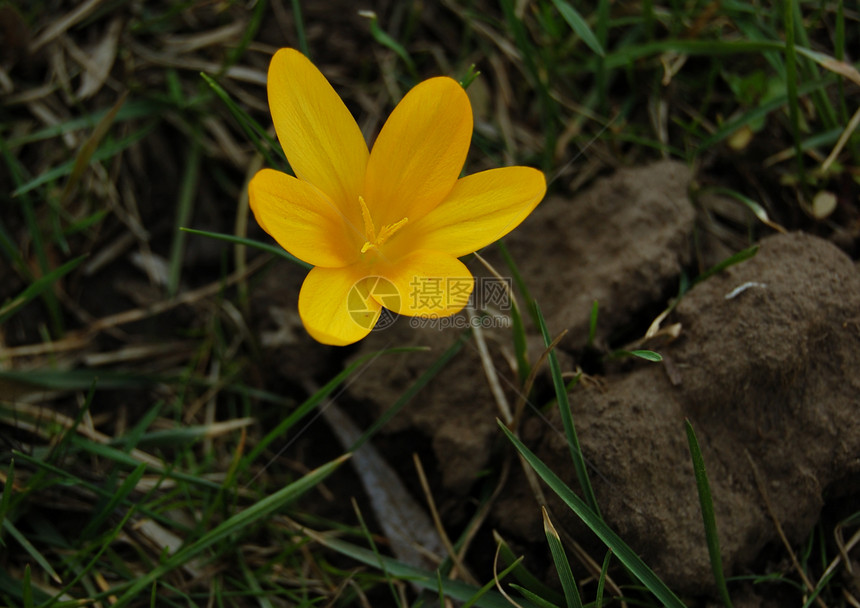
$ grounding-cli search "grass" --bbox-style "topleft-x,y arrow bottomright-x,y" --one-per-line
1,1 -> 858,606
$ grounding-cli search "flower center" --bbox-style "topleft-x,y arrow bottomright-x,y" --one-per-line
358,195 -> 408,254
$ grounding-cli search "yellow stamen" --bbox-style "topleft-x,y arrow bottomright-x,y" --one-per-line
358,195 -> 407,254
358,195 -> 376,243
377,217 -> 409,245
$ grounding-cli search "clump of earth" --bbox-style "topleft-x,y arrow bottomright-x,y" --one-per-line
261,161 -> 860,603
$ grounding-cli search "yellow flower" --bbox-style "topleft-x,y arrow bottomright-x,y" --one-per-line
249,49 -> 546,346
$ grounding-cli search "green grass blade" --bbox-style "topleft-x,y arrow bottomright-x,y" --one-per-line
542,507 -> 583,608
80,463 -> 147,540
8,450 -> 183,533
200,72 -> 286,168
243,346 -> 423,467
308,534 -> 540,608
290,0 -> 309,56
353,500 -> 404,608
608,349 -> 663,362
587,300 -> 599,348
180,227 -> 312,270
60,92 -> 127,202
0,255 -> 86,324
0,458 -> 13,535
702,187 -> 786,233
509,585 -> 560,608
599,39 -> 844,71
783,0 -> 803,181
499,0 -> 557,168
0,137 -> 62,334
596,550 -> 611,606
532,302 -> 600,517
351,331 -> 467,450
68,437 -> 223,491
497,241 -> 535,319
23,564 -> 33,608
5,99 -> 164,148
110,454 -> 350,607
167,136 -> 201,296
549,0 -> 604,57
497,421 -> 686,608
509,298 -> 531,385
461,558 -> 525,608
11,125 -> 154,197
2,518 -> 62,585
698,76 -> 835,153
359,10 -> 417,81
496,533 -> 565,605
693,245 -> 759,287
685,420 -> 732,608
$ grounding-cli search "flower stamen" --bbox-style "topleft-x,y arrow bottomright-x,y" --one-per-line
358,195 -> 376,243
358,195 -> 408,254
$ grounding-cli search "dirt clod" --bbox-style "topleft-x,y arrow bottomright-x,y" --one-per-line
498,231 -> 860,595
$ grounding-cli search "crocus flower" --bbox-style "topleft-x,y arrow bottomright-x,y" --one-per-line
249,49 -> 546,345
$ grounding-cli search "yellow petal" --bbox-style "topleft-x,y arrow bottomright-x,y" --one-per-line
364,77 -> 473,227
377,250 -> 473,317
390,166 -> 546,259
298,265 -> 381,346
249,169 -> 360,268
267,48 -> 368,232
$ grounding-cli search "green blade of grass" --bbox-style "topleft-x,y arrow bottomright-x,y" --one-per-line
180,227 -> 312,270
702,187 -> 786,233
495,533 -> 564,605
243,346 -> 424,467
698,76 -> 838,153
358,10 -> 418,81
352,500 -> 404,608
693,245 -> 759,288
167,136 -> 202,296
0,369 -> 153,391
5,99 -> 164,148
2,519 -> 62,585
0,137 -> 62,335
608,349 -> 663,362
599,38 -> 853,71
532,302 -> 600,517
587,300 -> 599,348
596,550 -> 612,606
109,453 -> 351,607
509,299 -> 531,385
290,0 -> 309,56
80,463 -> 147,540
8,450 -> 186,533
11,125 -> 154,197
200,72 -> 287,168
548,0 -> 604,57
68,437 -> 223,491
0,459 -> 13,535
499,0 -> 557,168
509,585 -> 560,608
461,557 -> 527,608
60,92 -> 127,202
497,421 -> 686,608
0,255 -> 86,324
351,331 -> 467,451
783,0 -> 803,181
305,533 -> 540,608
542,507 -> 583,608
685,420 -> 733,608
